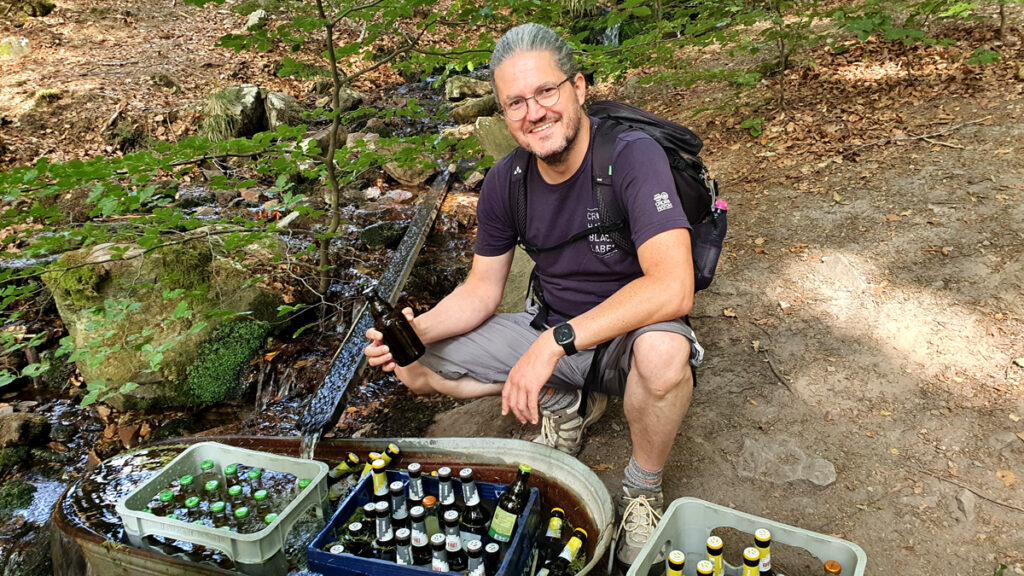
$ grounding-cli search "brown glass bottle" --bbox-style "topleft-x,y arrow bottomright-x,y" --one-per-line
367,290 -> 425,367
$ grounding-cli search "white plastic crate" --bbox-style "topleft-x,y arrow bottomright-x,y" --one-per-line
625,497 -> 867,576
115,441 -> 329,569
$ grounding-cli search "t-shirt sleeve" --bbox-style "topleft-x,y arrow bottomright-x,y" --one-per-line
474,160 -> 518,257
614,134 -> 690,249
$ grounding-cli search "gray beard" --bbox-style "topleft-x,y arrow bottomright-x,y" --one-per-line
534,111 -> 582,167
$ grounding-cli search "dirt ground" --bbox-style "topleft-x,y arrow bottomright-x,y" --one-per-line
3,2 -> 1024,575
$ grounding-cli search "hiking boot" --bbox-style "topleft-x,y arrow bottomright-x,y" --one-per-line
532,389 -> 608,456
614,486 -> 664,566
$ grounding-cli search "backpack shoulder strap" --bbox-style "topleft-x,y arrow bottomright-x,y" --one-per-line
508,147 -> 534,252
591,120 -> 636,255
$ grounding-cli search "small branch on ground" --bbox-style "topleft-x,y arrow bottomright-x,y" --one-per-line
762,350 -> 794,394
906,463 -> 1024,515
842,117 -> 991,158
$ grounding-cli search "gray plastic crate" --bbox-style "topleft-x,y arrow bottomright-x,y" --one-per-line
115,441 -> 329,571
625,497 -> 867,576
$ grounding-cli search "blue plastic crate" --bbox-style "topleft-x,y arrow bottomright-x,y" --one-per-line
309,468 -> 541,576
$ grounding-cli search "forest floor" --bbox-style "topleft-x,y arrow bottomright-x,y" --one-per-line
2,1 -> 1024,575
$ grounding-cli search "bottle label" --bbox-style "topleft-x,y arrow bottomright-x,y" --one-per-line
411,528 -> 429,547
742,566 -> 759,576
438,482 -> 455,505
488,508 -> 517,542
373,472 -> 388,496
759,551 -> 771,571
559,536 -> 583,563
463,488 -> 480,507
468,559 -> 486,576
545,517 -> 563,538
432,558 -> 449,572
445,535 -> 462,552
397,547 -> 413,566
409,479 -> 425,501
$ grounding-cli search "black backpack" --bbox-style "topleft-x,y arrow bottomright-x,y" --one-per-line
508,100 -> 727,294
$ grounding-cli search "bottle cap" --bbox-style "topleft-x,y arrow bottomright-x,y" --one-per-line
234,506 -> 250,519
211,501 -> 226,513
159,490 -> 174,502
248,468 -> 262,480
348,522 -> 363,535
298,478 -> 312,489
754,528 -> 771,545
485,542 -> 500,554
422,495 -> 437,507
200,459 -> 215,471
346,452 -> 360,465
824,560 -> 842,574
743,547 -> 760,564
142,508 -> 154,514
205,480 -> 220,492
265,513 -> 278,524
550,507 -> 565,517
706,535 -> 723,550
409,505 -> 425,519
518,463 -> 532,474
443,509 -> 459,523
254,489 -> 268,501
229,485 -> 243,497
715,199 -> 728,210
166,513 -> 178,520
668,550 -> 685,567
180,475 -> 194,486
395,527 -> 411,541
466,539 -> 483,553
407,462 -> 422,475
372,459 -> 387,470
329,544 -> 345,555
185,496 -> 200,509
386,443 -> 400,456
459,468 -> 474,480
696,560 -> 715,575
430,533 -> 446,546
437,466 -> 452,479
224,464 -> 238,476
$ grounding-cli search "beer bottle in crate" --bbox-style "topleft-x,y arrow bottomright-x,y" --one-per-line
395,527 -> 415,566
407,462 -> 426,510
824,560 -> 842,575
329,542 -> 346,555
377,534 -> 398,563
264,512 -> 278,527
203,479 -> 223,502
371,459 -> 390,502
253,489 -> 272,519
211,501 -> 229,528
177,475 -> 197,501
247,468 -> 264,493
436,467 -> 460,518
422,495 -> 441,536
466,539 -> 486,576
742,548 -> 760,576
228,484 -> 244,510
696,560 -> 715,576
148,490 -> 174,516
754,529 -> 774,576
223,464 -> 240,488
538,507 -> 565,566
374,500 -> 395,541
488,464 -> 531,543
344,521 -> 373,558
430,532 -> 449,572
666,550 -> 685,576
706,536 -> 724,576
391,480 -> 410,531
234,506 -> 253,532
367,290 -> 425,367
484,542 -> 501,576
459,468 -> 487,544
409,505 -> 432,565
199,459 -> 219,487
182,496 -> 201,522
442,509 -> 468,571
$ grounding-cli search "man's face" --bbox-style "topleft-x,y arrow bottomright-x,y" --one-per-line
493,50 -> 585,167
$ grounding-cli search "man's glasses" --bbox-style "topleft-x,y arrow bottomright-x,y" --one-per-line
502,77 -> 571,122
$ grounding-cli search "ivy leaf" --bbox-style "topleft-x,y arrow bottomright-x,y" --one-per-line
171,301 -> 192,321
21,363 -> 47,378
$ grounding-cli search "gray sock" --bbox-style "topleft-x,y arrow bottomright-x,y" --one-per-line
622,456 -> 662,492
538,387 -> 578,412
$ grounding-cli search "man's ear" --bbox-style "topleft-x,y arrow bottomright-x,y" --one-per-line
573,73 -> 587,105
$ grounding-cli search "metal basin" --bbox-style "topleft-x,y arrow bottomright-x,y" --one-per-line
52,435 -> 614,576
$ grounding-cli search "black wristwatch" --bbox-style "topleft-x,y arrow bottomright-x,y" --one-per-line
552,323 -> 577,356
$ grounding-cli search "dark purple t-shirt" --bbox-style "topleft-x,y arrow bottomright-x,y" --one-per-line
475,118 -> 690,324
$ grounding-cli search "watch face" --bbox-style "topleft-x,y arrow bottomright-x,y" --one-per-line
553,323 -> 574,345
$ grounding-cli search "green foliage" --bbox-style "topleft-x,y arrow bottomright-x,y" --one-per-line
967,46 -> 1001,64
0,447 -> 30,476
740,117 -> 765,137
994,564 -> 1007,576
0,479 -> 36,517
185,319 -> 269,405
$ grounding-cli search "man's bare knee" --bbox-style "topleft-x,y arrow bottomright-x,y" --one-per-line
396,363 -> 439,395
630,332 -> 693,400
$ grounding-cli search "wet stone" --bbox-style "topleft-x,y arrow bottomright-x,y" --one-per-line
0,413 -> 49,448
361,221 -> 409,249
736,436 -> 837,486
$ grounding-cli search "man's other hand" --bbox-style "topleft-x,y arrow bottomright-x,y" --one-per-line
502,330 -> 562,424
364,307 -> 416,374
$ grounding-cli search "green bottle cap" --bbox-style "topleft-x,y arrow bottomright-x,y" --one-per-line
193,519 -> 206,525
254,489 -> 268,502
298,478 -> 312,489
185,496 -> 200,509
248,468 -> 262,480
518,464 -> 532,474
201,459 -> 215,471
220,526 -> 232,531
143,508 -> 154,514
166,513 -> 179,520
224,464 -> 238,476
264,513 -> 278,524
205,480 -> 220,492
229,485 -> 243,497
211,501 -> 226,514
180,475 -> 194,486
234,506 -> 251,519
159,490 -> 174,502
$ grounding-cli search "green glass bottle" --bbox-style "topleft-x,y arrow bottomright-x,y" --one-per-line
488,464 -> 531,543
223,464 -> 240,488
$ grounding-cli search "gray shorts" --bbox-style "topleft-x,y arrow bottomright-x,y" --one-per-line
418,300 -> 703,396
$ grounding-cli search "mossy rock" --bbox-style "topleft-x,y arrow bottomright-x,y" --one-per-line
185,319 -> 270,405
40,237 -> 285,410
0,446 -> 30,476
0,479 -> 36,520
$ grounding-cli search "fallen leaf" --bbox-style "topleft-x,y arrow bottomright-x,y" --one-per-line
880,410 -> 891,416
723,308 -> 737,317
1011,414 -> 1021,422
48,441 -> 68,453
1014,358 -> 1024,367
947,460 -> 959,477
890,448 -> 900,455
941,246 -> 951,256
752,340 -> 761,353
748,398 -> 758,406
754,237 -> 766,245
1017,432 -> 1024,443
589,464 -> 613,471
832,191 -> 847,204
264,350 -> 280,361
885,213 -> 902,221
996,470 -> 1017,487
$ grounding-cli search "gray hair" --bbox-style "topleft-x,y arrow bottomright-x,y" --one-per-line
490,23 -> 578,92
